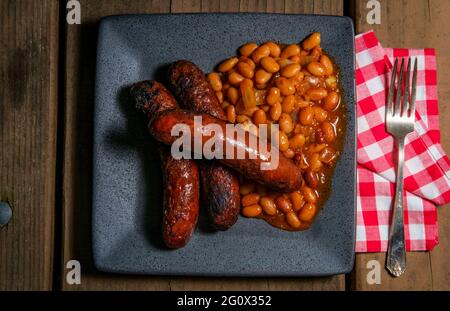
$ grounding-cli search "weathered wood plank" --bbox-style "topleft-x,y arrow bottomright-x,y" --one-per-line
351,0 -> 450,291
0,0 -> 59,290
63,0 -> 172,291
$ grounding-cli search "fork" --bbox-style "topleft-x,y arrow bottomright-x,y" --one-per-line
385,57 -> 418,277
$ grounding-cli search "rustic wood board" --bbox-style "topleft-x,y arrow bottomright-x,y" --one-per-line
350,0 -> 450,291
62,0 -> 344,291
0,0 -> 59,290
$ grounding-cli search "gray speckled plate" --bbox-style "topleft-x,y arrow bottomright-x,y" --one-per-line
93,13 -> 356,276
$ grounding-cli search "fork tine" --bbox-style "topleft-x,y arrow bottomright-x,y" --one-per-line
394,58 -> 404,116
409,58 -> 418,119
387,58 -> 398,118
402,58 -> 411,117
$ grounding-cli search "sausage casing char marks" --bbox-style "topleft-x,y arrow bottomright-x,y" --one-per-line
169,60 -> 240,230
131,80 -> 199,248
151,109 -> 303,192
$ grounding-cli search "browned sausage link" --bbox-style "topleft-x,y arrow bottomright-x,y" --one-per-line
169,60 -> 240,230
131,80 -> 179,122
200,161 -> 240,230
131,80 -> 199,248
160,148 -> 199,248
150,110 -> 303,192
168,60 -> 227,120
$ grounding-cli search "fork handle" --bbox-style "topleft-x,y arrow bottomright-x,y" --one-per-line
386,137 -> 406,277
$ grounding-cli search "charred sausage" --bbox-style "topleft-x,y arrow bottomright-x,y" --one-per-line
131,80 -> 199,248
168,60 -> 226,120
150,109 -> 303,192
168,60 -> 240,230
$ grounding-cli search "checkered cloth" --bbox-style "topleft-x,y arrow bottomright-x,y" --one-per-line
355,31 -> 450,252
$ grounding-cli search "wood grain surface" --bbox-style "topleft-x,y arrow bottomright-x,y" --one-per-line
62,0 -> 344,291
350,0 -> 450,291
0,0 -> 59,290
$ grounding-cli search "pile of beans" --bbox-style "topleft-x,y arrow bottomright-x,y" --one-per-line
207,32 -> 345,231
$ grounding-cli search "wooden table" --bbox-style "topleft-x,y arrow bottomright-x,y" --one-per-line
1,0 -> 449,291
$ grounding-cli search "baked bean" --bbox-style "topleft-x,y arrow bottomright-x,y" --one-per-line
242,193 -> 261,207
228,71 -> 245,85
320,54 -> 334,75
302,32 -> 321,50
218,57 -> 239,72
240,43 -> 258,57
281,95 -> 295,113
290,55 -> 301,63
310,46 -> 322,61
279,113 -> 294,134
301,186 -> 317,203
260,196 -> 277,215
239,56 -> 256,69
309,153 -> 322,171
275,77 -> 295,96
286,212 -> 301,228
281,63 -> 301,78
305,168 -> 319,188
252,109 -> 267,125
290,191 -> 304,212
240,180 -> 255,195
226,105 -> 236,123
275,196 -> 293,214
299,203 -> 317,222
242,204 -> 262,217
307,61 -> 326,77
236,114 -> 249,123
323,91 -> 340,111
215,91 -> 224,103
299,106 -> 314,125
255,83 -> 267,90
321,121 -> 335,143
289,133 -> 305,151
237,61 -> 254,79
266,87 -> 280,105
260,104 -> 270,112
227,87 -> 239,104
278,131 -> 289,151
255,69 -> 272,84
240,78 -> 256,109
270,102 -> 282,121
306,87 -> 328,100
265,41 -> 281,57
283,148 -> 295,159
261,57 -> 280,73
207,72 -> 222,91
313,106 -> 328,122
276,57 -> 292,68
251,44 -> 271,63
280,44 -> 301,58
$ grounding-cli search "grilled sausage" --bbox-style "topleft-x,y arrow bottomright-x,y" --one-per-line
168,60 -> 226,120
168,60 -> 240,230
131,80 -> 199,248
160,148 -> 199,248
150,109 -> 303,192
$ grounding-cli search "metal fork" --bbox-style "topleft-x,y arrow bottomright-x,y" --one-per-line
385,57 -> 418,277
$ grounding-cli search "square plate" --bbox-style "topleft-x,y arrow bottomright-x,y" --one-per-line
93,13 -> 356,276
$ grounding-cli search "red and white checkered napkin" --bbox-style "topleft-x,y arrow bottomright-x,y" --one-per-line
355,31 -> 450,252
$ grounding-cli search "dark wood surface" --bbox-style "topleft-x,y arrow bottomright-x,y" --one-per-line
0,0 -> 59,290
0,0 -> 449,290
